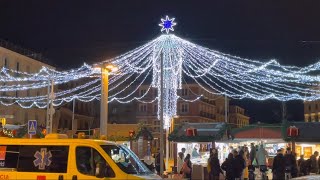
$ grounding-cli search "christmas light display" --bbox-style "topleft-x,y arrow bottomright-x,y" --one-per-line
2,17 -> 320,128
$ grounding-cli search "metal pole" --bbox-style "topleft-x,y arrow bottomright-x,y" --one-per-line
49,80 -> 54,133
100,68 -> 109,137
72,98 -> 75,138
160,53 -> 164,176
46,80 -> 50,133
166,129 -> 169,172
225,95 -> 228,123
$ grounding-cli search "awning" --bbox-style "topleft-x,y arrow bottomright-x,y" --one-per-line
284,122 -> 320,142
168,122 -> 227,142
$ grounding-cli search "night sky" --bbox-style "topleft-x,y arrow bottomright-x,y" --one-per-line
1,0 -> 320,123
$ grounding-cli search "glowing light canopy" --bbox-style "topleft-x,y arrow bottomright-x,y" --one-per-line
2,17 -> 320,128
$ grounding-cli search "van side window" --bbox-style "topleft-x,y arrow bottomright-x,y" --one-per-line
17,145 -> 69,173
0,145 -> 19,169
76,147 -> 115,177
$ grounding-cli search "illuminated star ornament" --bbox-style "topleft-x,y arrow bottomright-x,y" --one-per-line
159,15 -> 177,34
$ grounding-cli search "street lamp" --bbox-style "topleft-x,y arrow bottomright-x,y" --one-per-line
94,64 -> 118,138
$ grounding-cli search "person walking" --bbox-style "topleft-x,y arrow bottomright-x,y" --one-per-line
222,153 -> 235,180
249,143 -> 256,165
209,153 -> 223,180
284,147 -> 298,178
298,154 -> 307,176
310,151 -> 319,174
155,149 -> 165,176
177,152 -> 184,174
181,154 -> 192,180
232,150 -> 245,180
272,149 -> 285,180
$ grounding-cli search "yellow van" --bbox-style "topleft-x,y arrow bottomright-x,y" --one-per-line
0,134 -> 161,180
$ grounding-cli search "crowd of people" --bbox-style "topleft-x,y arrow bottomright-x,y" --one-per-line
154,144 -> 320,180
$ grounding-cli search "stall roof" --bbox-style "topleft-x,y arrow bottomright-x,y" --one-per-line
285,122 -> 320,142
231,124 -> 282,140
168,122 -> 227,142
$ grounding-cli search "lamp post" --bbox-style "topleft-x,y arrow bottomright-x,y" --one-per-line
96,64 -> 118,138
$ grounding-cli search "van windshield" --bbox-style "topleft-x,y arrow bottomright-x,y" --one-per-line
100,145 -> 152,175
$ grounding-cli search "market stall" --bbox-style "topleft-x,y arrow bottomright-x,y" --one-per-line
223,124 -> 286,166
284,122 -> 320,159
168,122 -> 227,180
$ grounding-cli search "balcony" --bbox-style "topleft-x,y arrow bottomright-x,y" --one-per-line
200,97 -> 216,106
199,111 -> 215,119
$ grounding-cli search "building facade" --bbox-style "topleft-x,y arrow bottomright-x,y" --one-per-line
229,105 -> 250,128
304,101 -> 320,122
0,41 -> 55,127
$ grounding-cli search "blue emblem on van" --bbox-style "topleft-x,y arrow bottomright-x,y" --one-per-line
33,148 -> 52,170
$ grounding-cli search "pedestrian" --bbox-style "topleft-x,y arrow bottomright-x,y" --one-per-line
222,153 -> 235,180
298,154 -> 307,176
232,150 -> 245,180
272,149 -> 285,180
177,152 -> 184,174
181,154 -> 192,180
242,149 -> 249,180
155,148 -> 165,176
310,151 -> 319,174
249,143 -> 256,165
209,153 -> 223,180
284,147 -> 297,178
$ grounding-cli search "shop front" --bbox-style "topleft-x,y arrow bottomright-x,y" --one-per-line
169,122 -> 227,180
225,124 -> 286,166
284,122 -> 320,159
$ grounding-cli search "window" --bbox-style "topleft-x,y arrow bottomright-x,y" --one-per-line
153,104 -> 157,113
181,103 -> 189,113
17,145 -> 69,173
139,104 -> 147,112
4,58 -> 7,67
0,145 -> 19,169
316,104 -> 318,110
24,112 -> 28,122
100,144 -> 151,175
26,65 -> 30,73
76,146 -> 115,177
16,62 -> 20,71
309,105 -> 312,111
140,89 -> 147,96
112,107 -> 117,114
181,89 -> 188,96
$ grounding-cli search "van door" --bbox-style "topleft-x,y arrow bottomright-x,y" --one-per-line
71,146 -> 118,180
16,145 -> 69,180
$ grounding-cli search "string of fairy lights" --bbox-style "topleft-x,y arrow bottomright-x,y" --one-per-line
2,15 -> 320,128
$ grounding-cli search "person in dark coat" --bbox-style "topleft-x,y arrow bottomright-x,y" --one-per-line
155,149 -> 165,176
183,154 -> 192,180
209,153 -> 223,180
232,150 -> 245,179
249,143 -> 256,165
272,149 -> 286,180
284,148 -> 298,178
222,153 -> 235,180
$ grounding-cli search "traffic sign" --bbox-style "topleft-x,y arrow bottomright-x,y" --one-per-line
28,120 -> 37,135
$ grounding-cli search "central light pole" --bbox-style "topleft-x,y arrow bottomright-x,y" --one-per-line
97,64 -> 118,138
159,53 -> 164,176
